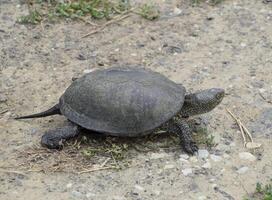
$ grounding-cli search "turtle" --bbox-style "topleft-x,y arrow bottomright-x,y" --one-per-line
16,67 -> 225,154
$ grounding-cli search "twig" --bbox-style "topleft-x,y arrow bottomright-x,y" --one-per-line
259,92 -> 272,104
0,109 -> 9,115
77,166 -> 116,174
226,108 -> 249,145
237,119 -> 247,146
241,123 -> 253,143
100,157 -> 111,167
110,152 -> 119,169
0,169 -> 27,176
81,8 -> 135,38
76,16 -> 99,27
226,108 -> 262,149
81,14 -> 130,38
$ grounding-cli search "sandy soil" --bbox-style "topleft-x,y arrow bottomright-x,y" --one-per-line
0,0 -> 272,199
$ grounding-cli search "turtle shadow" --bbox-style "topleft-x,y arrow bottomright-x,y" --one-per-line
68,117 -> 215,155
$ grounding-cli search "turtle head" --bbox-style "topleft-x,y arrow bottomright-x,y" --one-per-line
180,88 -> 225,117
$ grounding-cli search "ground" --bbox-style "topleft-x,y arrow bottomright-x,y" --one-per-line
1,0 -> 272,199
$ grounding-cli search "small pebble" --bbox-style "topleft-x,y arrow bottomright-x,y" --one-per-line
0,94 -> 7,102
198,195 -> 207,200
71,191 -> 83,198
179,158 -> 190,164
223,154 -> 230,159
164,164 -> 175,169
180,154 -> 189,160
237,166 -> 249,174
86,193 -> 96,198
209,178 -> 216,183
239,152 -> 256,162
134,185 -> 144,191
210,155 -> 222,162
182,168 -> 193,176
189,156 -> 198,163
83,68 -> 97,74
202,162 -> 212,169
66,183 -> 73,189
198,149 -> 209,159
212,184 -> 218,189
153,190 -> 161,196
230,142 -> 236,147
173,7 -> 182,15
150,152 -> 167,159
240,42 -> 247,47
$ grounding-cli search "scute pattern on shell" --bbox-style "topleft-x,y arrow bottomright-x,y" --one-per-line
59,67 -> 186,136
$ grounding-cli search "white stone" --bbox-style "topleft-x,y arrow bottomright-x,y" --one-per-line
198,196 -> 207,200
240,42 -> 247,47
153,190 -> 161,196
173,7 -> 182,15
66,183 -> 73,188
198,149 -> 209,159
237,166 -> 249,174
86,193 -> 96,198
239,152 -> 256,162
150,152 -> 167,159
209,178 -> 216,183
71,191 -> 83,198
134,185 -> 144,191
202,162 -> 212,169
189,156 -> 198,163
83,68 -> 97,74
179,158 -> 190,164
182,168 -> 193,176
180,154 -> 189,160
223,153 -> 230,159
210,155 -> 222,162
230,142 -> 236,147
164,164 -> 175,169
212,184 -> 217,189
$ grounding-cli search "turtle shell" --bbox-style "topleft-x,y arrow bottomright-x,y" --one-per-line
59,67 -> 186,137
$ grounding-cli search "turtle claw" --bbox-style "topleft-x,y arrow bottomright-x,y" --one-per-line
41,133 -> 64,149
182,142 -> 199,155
40,125 -> 80,149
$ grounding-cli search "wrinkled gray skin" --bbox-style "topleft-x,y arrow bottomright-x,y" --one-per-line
16,67 -> 224,154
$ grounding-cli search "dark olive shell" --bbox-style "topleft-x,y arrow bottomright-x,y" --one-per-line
59,67 -> 185,136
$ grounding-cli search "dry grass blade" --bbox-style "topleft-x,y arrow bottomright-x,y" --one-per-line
81,8 -> 135,38
241,122 -> 254,142
0,109 -> 9,115
81,14 -> 130,38
100,157 -> 111,167
226,108 -> 248,145
226,108 -> 262,149
0,169 -> 27,176
238,120 -> 247,147
259,92 -> 272,104
76,16 -> 99,26
77,166 -> 116,174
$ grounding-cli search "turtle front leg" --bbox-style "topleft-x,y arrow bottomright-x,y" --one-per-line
167,119 -> 198,155
41,123 -> 80,149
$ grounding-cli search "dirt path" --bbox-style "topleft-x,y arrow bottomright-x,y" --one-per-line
1,0 -> 272,199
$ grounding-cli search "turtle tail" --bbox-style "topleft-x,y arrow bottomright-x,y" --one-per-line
15,104 -> 61,119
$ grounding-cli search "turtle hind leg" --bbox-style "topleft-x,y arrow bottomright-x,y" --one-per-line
167,120 -> 198,155
41,123 -> 80,149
